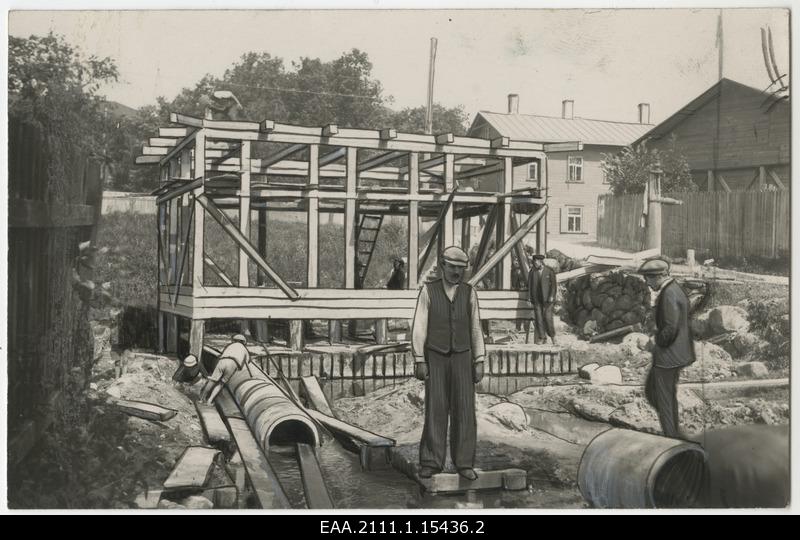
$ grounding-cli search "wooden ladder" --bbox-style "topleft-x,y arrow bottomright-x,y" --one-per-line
355,214 -> 384,288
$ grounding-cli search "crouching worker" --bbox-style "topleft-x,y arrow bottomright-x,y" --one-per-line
199,334 -> 253,405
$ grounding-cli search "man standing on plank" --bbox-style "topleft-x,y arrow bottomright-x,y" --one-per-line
411,246 -> 485,480
527,253 -> 557,345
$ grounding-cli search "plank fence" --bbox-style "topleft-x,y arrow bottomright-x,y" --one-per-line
8,116 -> 103,465
597,190 -> 790,259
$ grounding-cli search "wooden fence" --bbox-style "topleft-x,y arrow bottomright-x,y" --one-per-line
597,190 -> 790,259
8,117 -> 103,464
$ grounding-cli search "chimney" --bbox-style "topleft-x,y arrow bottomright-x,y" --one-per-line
638,103 -> 651,124
508,94 -> 519,114
562,99 -> 574,119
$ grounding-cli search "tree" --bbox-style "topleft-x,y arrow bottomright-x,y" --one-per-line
9,33 -> 119,201
387,103 -> 470,135
601,136 -> 697,195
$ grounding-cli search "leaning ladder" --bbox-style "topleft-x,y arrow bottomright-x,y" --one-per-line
355,214 -> 384,288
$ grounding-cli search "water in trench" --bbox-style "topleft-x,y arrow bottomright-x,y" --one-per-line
269,375 -> 588,509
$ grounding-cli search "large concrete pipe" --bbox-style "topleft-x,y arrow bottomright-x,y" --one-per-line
578,428 -> 707,508
228,368 -> 320,450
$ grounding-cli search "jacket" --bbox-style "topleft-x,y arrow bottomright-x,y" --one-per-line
527,265 -> 556,305
653,279 -> 696,368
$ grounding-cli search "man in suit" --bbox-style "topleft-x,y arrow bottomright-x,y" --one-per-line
527,254 -> 557,345
411,246 -> 486,481
638,258 -> 696,439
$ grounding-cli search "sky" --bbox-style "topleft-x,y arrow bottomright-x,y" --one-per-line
8,7 -> 790,126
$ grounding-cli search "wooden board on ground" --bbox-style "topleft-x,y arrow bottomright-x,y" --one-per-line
115,399 -> 178,422
227,417 -> 291,509
296,443 -> 335,509
299,375 -> 337,418
307,409 -> 395,448
195,401 -> 232,445
163,446 -> 221,490
215,387 -> 244,419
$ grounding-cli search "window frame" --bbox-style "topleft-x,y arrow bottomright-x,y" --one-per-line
567,155 -> 584,183
562,205 -> 584,233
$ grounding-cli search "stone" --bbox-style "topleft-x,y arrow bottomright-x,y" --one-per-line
484,402 -> 529,432
578,363 -> 600,379
181,495 -> 214,509
708,306 -> 750,335
683,342 -> 734,382
734,361 -> 769,379
157,499 -> 186,510
106,385 -> 122,399
582,320 -> 598,337
588,365 -> 622,385
732,332 -> 765,357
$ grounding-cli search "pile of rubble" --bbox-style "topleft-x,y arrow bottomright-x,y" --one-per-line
562,270 -> 651,336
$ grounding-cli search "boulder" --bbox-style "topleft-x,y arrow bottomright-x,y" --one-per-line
106,385 -> 122,399
683,342 -> 734,382
708,306 -> 750,335
623,332 -> 652,351
181,495 -> 214,510
734,361 -> 769,379
484,402 -> 529,432
582,320 -> 598,337
731,332 -> 765,357
578,362 -> 600,379
588,365 -> 623,386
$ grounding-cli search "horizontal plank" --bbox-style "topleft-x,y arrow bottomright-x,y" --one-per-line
135,155 -> 162,165
142,146 -> 169,156
159,127 -> 190,138
307,409 -> 395,447
116,399 -> 178,421
10,199 -> 97,228
195,401 -> 232,445
163,446 -> 220,489
149,137 -> 178,147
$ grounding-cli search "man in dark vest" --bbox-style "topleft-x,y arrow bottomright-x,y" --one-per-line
638,258 -> 696,439
527,254 -> 557,345
412,246 -> 485,480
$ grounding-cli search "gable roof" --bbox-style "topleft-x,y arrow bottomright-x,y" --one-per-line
632,78 -> 790,147
469,111 -> 653,147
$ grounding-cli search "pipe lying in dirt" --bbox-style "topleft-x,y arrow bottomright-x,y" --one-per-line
227,369 -> 320,451
578,428 -> 707,508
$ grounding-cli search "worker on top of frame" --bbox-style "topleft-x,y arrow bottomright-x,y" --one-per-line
199,333 -> 253,405
638,257 -> 696,439
528,253 -> 557,346
411,246 -> 485,481
386,256 -> 407,290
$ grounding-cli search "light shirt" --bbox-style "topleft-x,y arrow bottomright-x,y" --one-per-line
411,280 -> 486,362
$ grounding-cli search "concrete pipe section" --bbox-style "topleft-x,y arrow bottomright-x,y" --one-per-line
578,428 -> 707,508
228,369 -> 320,451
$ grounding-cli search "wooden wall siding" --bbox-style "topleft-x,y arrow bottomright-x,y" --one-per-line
646,81 -> 790,172
8,118 -> 102,443
597,190 -> 790,259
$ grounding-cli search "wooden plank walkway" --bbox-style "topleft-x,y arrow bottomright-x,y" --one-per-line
116,399 -> 178,422
297,443 -> 334,509
227,417 -> 291,509
300,375 -> 337,418
163,446 -> 220,490
195,401 -> 231,445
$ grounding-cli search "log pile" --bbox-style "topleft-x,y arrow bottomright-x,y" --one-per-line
563,270 -> 651,334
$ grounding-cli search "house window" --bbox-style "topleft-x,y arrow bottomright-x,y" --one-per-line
568,156 -> 583,182
527,162 -> 539,184
562,206 -> 583,233
601,164 -> 610,184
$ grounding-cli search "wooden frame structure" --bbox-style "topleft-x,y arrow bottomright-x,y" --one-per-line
137,113 -> 575,355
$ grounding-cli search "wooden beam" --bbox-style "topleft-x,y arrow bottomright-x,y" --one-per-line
491,136 -> 510,148
468,204 -> 547,286
308,144 -> 320,288
159,129 -> 198,167
418,187 -> 458,279
716,174 -> 731,193
159,127 -> 190,138
296,443 -> 334,509
261,143 -> 306,168
9,200 -> 96,228
135,155 -> 162,165
195,193 -> 299,299
511,213 -> 531,282
768,169 -> 786,190
543,141 -> 583,153
408,153 -> 420,289
320,147 -> 346,166
474,206 -> 498,272
500,158 -> 514,288
555,264 -> 612,282
238,141 -> 252,287
170,111 -> 261,132
163,446 -> 220,490
357,151 -> 406,172
192,132 -> 206,289
442,154 -> 455,247
344,147 -> 357,289
300,376 -> 337,418
379,128 -> 397,140
707,170 -> 715,191
204,254 -> 234,286
306,410 -> 395,448
150,137 -> 178,147
142,146 -> 169,156
322,124 -> 339,137
456,162 -> 504,180
156,178 -> 204,205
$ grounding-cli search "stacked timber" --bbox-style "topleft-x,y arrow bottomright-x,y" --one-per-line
564,270 -> 651,335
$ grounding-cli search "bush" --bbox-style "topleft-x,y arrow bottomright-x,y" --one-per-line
746,300 -> 790,370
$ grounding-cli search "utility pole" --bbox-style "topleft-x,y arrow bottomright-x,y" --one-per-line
425,37 -> 438,135
646,163 -> 683,254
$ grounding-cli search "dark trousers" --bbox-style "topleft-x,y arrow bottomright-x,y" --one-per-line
645,365 -> 682,438
419,349 -> 476,471
532,303 -> 555,341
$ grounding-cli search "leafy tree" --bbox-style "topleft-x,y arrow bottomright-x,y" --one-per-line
601,136 -> 696,195
387,103 -> 470,135
9,33 -> 118,201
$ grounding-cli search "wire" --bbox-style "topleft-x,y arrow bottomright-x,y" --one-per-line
222,80 -> 382,101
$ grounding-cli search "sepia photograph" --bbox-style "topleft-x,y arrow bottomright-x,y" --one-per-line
2,2 -> 794,514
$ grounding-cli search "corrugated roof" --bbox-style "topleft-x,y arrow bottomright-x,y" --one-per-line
470,111 -> 653,147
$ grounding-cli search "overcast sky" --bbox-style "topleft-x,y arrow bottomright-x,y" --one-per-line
8,7 -> 790,126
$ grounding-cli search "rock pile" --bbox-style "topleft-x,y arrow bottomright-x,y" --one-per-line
563,270 -> 651,335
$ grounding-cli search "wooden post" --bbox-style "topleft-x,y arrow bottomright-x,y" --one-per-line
189,319 -> 205,360
192,132 -> 206,290
646,165 -> 662,253
166,197 -> 179,352
238,141 -> 251,287
157,203 -> 167,353
707,170 -> 715,192
254,206 -> 270,342
375,320 -> 388,345
408,153 -> 420,289
461,214 -> 471,251
538,155 -> 548,255
758,166 -> 767,190
328,321 -> 342,344
345,147 -> 357,338
290,320 -> 304,351
307,144 -> 319,288
500,158 -> 514,289
442,154 -> 455,248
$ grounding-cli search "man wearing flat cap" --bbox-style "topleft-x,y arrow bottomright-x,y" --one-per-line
638,257 -> 696,438
199,334 -> 253,405
411,246 -> 485,481
528,253 -> 558,345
